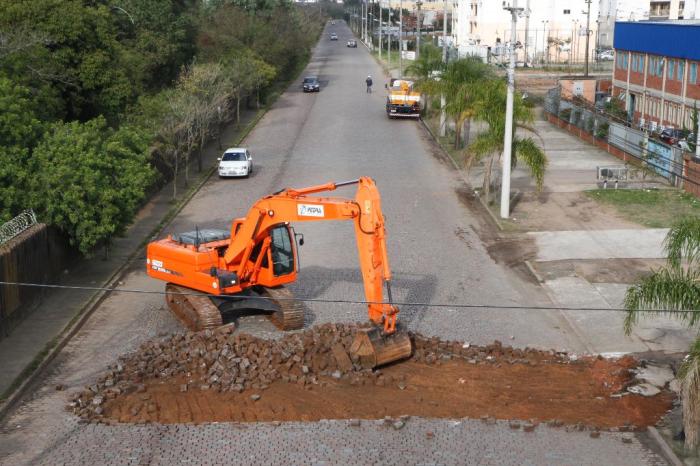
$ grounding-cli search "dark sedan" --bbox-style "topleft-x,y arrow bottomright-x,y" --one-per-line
302,76 -> 320,92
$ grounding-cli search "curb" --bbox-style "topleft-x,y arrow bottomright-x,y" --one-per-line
647,426 -> 684,466
0,105 -> 270,422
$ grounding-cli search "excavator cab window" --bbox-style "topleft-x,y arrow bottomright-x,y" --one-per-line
270,225 -> 294,276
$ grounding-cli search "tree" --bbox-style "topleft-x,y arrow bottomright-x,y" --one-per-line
624,217 -> 700,449
0,76 -> 43,221
29,117 -> 155,255
468,78 -> 547,202
405,43 -> 443,114
437,57 -> 494,149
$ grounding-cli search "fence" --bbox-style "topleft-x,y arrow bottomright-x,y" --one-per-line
0,210 -> 37,246
544,88 -> 696,193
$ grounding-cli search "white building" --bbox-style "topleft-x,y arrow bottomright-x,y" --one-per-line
597,0 -> 649,49
453,0 -> 603,63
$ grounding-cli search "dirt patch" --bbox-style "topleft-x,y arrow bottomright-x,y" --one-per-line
532,258 -> 668,284
69,324 -> 672,430
106,355 -> 670,429
507,191 -> 642,232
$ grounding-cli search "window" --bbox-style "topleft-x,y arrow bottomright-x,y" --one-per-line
678,61 -> 685,81
691,63 -> 698,84
658,58 -> 664,76
632,54 -> 638,72
668,59 -> 675,79
649,57 -> 656,76
624,54 -> 628,70
270,226 -> 294,276
639,55 -> 645,73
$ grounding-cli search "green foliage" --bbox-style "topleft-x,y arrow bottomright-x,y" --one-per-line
29,118 -> 155,254
623,216 -> 700,448
468,78 -> 547,191
595,121 -> 609,139
405,43 -> 443,97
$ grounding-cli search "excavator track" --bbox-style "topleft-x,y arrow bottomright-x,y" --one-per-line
259,285 -> 305,331
165,283 -> 223,331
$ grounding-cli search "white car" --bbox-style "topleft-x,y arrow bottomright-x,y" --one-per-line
218,148 -> 252,178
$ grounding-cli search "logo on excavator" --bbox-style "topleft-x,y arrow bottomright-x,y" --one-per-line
298,204 -> 324,217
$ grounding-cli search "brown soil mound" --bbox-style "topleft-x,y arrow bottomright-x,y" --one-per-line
68,323 -> 673,430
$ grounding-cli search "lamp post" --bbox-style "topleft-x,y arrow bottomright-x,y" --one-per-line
501,0 -> 524,219
399,0 -> 403,78
541,20 -> 549,66
584,0 -> 592,77
415,0 -> 423,60
379,2 -> 383,59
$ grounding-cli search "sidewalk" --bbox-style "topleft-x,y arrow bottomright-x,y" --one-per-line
0,108 -> 261,398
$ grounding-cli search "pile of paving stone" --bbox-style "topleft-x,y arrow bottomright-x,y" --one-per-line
68,323 -> 580,422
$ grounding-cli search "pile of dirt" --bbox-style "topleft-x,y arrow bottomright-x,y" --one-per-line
68,323 -> 673,430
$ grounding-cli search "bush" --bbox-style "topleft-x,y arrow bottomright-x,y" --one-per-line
559,108 -> 572,121
596,122 -> 610,139
29,118 -> 155,255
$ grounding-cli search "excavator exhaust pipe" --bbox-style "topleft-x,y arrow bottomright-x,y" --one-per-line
350,325 -> 412,369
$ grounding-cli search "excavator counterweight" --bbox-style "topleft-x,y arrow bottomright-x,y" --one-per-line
147,177 -> 411,368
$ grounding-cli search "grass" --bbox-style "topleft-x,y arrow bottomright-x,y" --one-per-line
586,188 -> 700,228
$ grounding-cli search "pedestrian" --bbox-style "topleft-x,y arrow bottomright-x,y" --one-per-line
366,75 -> 373,94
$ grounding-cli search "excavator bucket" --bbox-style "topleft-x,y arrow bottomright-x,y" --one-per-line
349,326 -> 412,369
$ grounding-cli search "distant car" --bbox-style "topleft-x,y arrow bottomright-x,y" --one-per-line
330,33 -> 338,41
218,148 -> 252,178
331,20 -> 336,25
659,128 -> 689,146
302,76 -> 320,92
598,50 -> 614,61
347,39 -> 357,48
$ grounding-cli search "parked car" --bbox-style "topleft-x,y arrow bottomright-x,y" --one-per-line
331,20 -> 336,25
302,76 -> 320,92
347,39 -> 357,48
598,50 -> 614,61
659,128 -> 690,146
218,148 -> 252,178
330,32 -> 338,41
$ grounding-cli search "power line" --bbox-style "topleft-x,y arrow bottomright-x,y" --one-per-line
0,280 -> 696,314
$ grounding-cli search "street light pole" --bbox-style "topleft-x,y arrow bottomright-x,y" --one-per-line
501,1 -> 523,219
440,0 -> 447,137
416,0 -> 422,60
379,2 -> 383,59
584,0 -> 592,77
399,0 -> 403,78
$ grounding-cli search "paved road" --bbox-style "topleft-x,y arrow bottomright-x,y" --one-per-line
0,22 -> 668,465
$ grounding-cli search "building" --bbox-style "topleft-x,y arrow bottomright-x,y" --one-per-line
597,0 -> 649,49
612,20 -> 700,131
649,0 -> 700,20
453,0 -> 601,63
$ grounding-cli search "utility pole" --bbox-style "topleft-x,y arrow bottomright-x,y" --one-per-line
584,0 -> 592,77
399,0 -> 403,78
439,0 -> 447,137
416,0 -> 422,60
379,1 -> 383,59
523,0 -> 530,64
501,1 -> 523,219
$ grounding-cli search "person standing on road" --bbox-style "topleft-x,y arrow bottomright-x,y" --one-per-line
366,75 -> 373,94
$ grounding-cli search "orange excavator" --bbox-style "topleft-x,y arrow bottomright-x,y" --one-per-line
146,177 -> 412,367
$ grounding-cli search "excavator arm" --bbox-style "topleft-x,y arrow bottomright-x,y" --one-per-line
221,177 -> 400,333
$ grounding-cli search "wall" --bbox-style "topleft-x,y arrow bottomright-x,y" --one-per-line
0,224 -> 75,337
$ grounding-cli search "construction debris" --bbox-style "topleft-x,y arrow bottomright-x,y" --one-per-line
68,323 -> 674,430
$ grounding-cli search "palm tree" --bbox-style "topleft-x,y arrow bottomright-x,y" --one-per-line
405,43 -> 443,114
435,56 -> 494,149
624,217 -> 700,449
467,78 -> 547,202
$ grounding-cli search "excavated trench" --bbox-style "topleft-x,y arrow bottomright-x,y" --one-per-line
69,323 -> 673,430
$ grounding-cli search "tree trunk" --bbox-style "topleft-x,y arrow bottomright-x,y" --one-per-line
482,152 -> 496,204
236,95 -> 241,126
463,118 -> 471,147
454,118 -> 462,149
172,148 -> 179,199
198,130 -> 205,173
